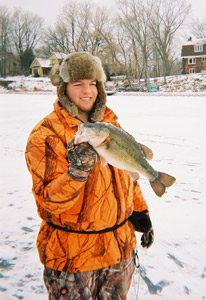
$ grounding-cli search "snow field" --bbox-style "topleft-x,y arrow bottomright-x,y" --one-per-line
0,93 -> 205,299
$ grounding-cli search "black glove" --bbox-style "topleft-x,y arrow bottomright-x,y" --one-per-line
128,210 -> 154,248
67,139 -> 98,181
141,228 -> 154,248
128,210 -> 152,233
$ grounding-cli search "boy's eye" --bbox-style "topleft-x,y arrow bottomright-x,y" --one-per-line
72,81 -> 97,87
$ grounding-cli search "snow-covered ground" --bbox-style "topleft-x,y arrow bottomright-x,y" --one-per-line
0,92 -> 206,300
0,72 -> 206,94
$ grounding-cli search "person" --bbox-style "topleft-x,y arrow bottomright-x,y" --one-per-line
25,52 -> 154,300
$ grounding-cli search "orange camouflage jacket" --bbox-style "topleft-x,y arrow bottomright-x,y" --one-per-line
25,99 -> 149,273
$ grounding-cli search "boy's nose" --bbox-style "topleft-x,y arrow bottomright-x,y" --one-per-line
82,84 -> 91,93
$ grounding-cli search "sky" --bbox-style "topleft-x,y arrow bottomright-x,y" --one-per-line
1,0 -> 206,26
0,0 -> 116,26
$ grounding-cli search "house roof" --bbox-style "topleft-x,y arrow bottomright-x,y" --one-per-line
30,52 -> 67,69
31,58 -> 50,68
181,38 -> 206,57
37,58 -> 50,68
183,38 -> 206,46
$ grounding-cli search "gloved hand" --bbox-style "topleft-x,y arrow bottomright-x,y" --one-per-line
128,210 -> 152,233
141,228 -> 154,248
128,210 -> 154,248
67,139 -> 98,181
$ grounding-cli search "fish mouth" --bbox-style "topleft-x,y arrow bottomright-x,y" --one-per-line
77,123 -> 84,132
75,123 -> 94,144
74,124 -> 84,144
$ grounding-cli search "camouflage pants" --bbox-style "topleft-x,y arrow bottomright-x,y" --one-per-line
43,255 -> 135,300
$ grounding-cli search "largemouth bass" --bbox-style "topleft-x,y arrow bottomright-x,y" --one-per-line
75,122 -> 176,197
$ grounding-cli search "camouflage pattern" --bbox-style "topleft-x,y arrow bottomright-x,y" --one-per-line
25,100 -> 149,274
43,255 -> 135,300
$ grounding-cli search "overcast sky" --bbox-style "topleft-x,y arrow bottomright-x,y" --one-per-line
1,0 -> 116,25
1,0 -> 206,27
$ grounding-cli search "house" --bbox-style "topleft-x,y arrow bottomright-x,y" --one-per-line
181,38 -> 206,74
30,58 -> 50,77
49,52 -> 67,65
30,52 -> 67,77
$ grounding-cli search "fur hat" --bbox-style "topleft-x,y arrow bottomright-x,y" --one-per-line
50,52 -> 107,122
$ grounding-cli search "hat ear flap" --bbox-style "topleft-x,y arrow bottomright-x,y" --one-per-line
49,64 -> 63,86
89,81 -> 106,122
57,82 -> 79,118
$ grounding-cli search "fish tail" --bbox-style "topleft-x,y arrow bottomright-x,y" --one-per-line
150,172 -> 176,197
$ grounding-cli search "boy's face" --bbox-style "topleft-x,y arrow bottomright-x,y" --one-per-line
66,79 -> 98,114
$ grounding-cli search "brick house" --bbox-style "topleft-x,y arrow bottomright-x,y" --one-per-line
181,38 -> 206,74
30,52 -> 66,77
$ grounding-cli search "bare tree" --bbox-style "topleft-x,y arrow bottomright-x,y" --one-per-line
42,0 -> 119,79
62,1 -> 91,51
0,6 -> 11,77
117,0 -> 154,86
44,1 -> 96,53
89,5 -> 111,55
43,23 -> 71,54
191,19 -> 206,39
11,9 -> 44,74
149,0 -> 191,82
17,0 -> 190,81
90,5 -> 124,78
116,0 -> 190,84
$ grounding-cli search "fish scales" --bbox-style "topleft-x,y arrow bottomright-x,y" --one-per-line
96,124 -> 158,180
75,122 -> 176,197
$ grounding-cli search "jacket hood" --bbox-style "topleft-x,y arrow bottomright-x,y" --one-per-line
53,99 -> 118,128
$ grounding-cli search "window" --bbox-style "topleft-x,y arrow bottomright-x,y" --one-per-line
189,68 -> 195,73
43,68 -> 49,75
202,57 -> 206,62
188,58 -> 196,64
194,45 -> 203,52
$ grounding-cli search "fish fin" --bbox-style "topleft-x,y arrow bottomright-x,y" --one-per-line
158,172 -> 176,187
126,130 -> 153,160
99,156 -> 108,167
150,179 -> 165,197
150,172 -> 176,197
139,142 -> 153,160
101,137 -> 110,145
128,171 -> 140,181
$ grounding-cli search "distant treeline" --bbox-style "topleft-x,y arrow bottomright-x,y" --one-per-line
1,0 -> 205,84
